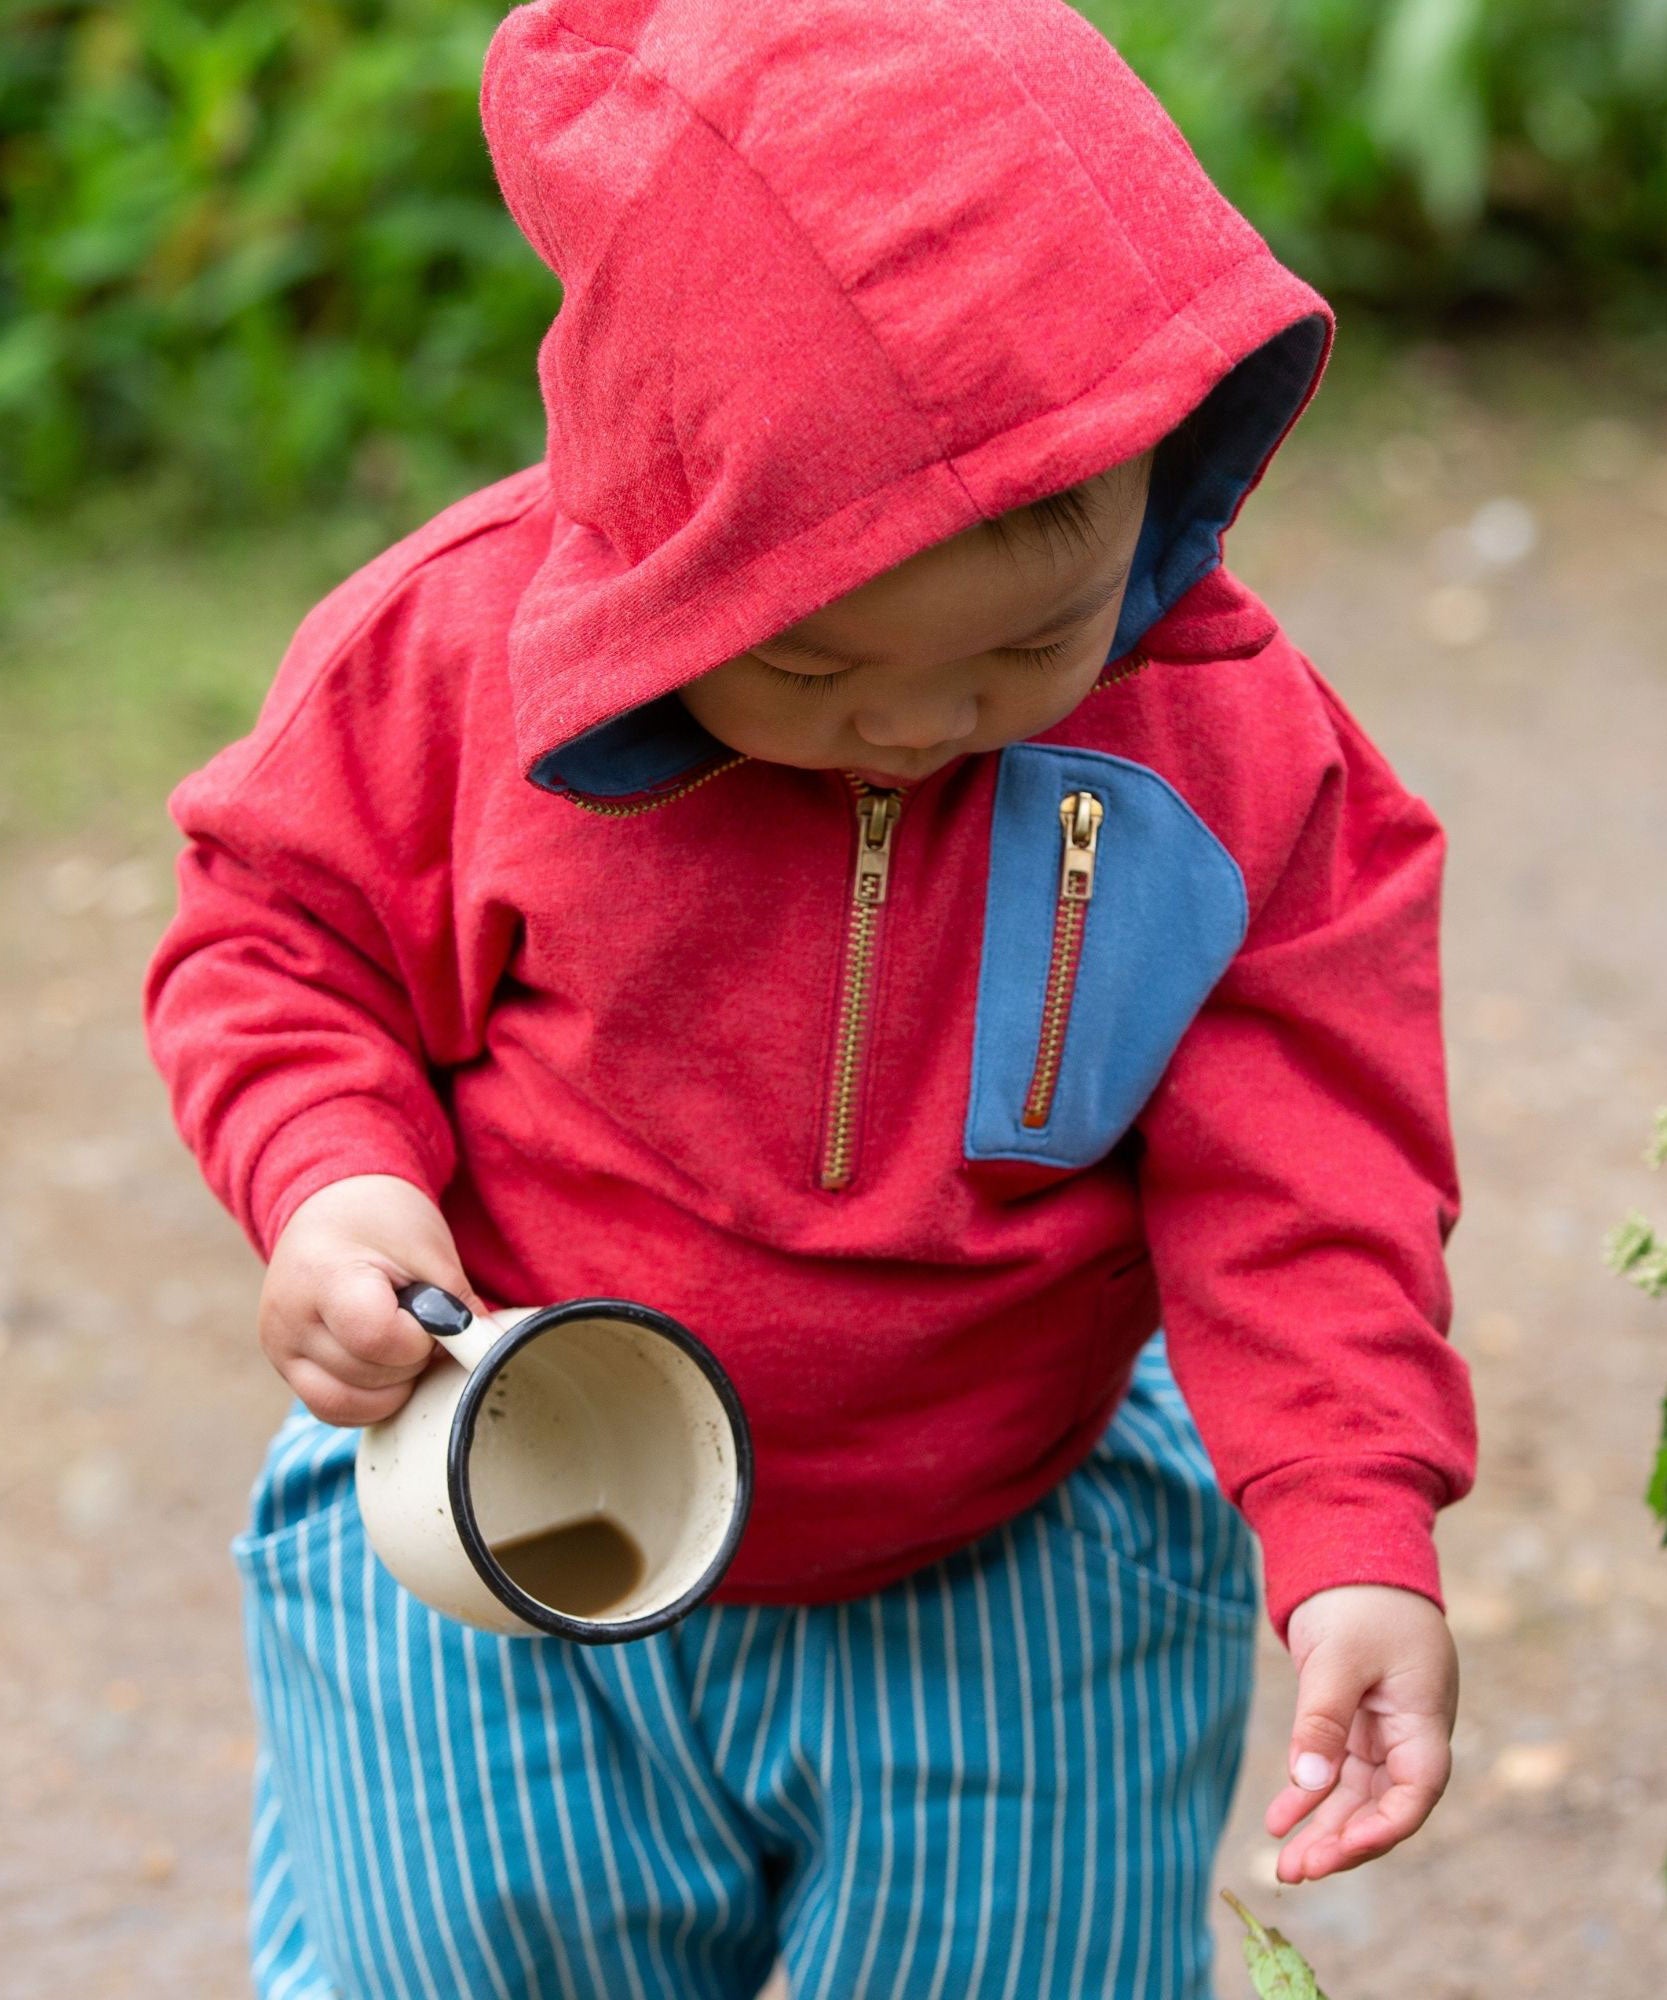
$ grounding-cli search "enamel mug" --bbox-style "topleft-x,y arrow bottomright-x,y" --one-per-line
354,1283 -> 753,1642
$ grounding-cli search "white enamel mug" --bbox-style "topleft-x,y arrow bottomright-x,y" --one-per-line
354,1283 -> 753,1642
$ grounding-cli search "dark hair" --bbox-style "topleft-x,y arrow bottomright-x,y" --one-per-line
988,405 -> 1209,561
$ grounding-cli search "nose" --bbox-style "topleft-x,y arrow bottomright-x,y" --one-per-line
852,691 -> 979,754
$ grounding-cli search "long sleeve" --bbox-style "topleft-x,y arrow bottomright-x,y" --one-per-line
142,578 -> 487,1263
1135,664 -> 1476,1641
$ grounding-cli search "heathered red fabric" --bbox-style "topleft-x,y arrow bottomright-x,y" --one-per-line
142,0 -> 1476,1639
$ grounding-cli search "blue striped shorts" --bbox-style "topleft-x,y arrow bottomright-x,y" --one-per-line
234,1332 -> 1258,1999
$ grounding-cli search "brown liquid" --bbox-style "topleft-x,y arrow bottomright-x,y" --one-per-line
488,1515 -> 646,1619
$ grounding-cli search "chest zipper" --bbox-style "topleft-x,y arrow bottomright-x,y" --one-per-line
819,778 -> 903,1190
1021,789 -> 1104,1130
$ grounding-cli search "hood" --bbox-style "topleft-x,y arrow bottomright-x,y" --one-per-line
481,0 -> 1332,800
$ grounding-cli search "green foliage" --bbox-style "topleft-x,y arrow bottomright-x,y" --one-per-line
2,1 -> 1664,515
1604,1110 -> 1667,1540
1,1 -> 557,515
1083,0 -> 1667,316
1221,1890 -> 1330,1998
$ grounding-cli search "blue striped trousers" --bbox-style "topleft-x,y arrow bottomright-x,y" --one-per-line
235,1332 -> 1259,1999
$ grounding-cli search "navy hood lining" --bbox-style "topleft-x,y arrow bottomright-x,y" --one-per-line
534,315 -> 1328,801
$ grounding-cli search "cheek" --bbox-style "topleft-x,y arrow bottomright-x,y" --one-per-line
985,661 -> 1102,737
682,675 -> 849,759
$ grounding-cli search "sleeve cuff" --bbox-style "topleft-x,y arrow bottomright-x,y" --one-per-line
1239,1454 -> 1449,1643
246,1095 -> 451,1260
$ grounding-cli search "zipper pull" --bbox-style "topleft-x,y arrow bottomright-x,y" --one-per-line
1058,791 -> 1104,901
855,793 -> 901,905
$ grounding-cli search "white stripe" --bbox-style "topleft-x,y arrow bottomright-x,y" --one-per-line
359,1544 -> 446,2000
962,1562 -> 1001,1995
566,1647 -> 682,1998
1057,1479 -> 1106,1998
1031,1513 -> 1069,2000
394,1593 -> 477,1996
882,1581 -> 930,2000
847,1596 -> 897,2000
526,1646 -> 635,2000
689,1603 -> 728,1716
460,1629 -> 545,1995
745,1612 -> 819,1851
493,1639 -> 581,1998
606,1646 -> 719,1992
249,1843 -> 291,1938
277,1496 -> 369,1975
805,1605 -> 872,2000
329,1506 -> 418,1997
996,1524 -> 1038,1999
919,1569 -> 964,2000
780,1614 -> 840,1968
711,1604 -> 763,1768
426,1611 -> 517,2000
250,1898 -> 302,1983
263,1930 -> 322,2000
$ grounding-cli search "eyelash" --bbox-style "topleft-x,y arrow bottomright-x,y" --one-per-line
757,635 -> 1078,693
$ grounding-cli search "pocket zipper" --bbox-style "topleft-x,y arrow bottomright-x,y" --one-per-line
1021,789 -> 1104,1130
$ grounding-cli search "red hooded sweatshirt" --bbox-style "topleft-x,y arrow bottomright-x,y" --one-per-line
142,0 -> 1476,1638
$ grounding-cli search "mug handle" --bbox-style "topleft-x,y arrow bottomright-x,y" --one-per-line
394,1281 -> 498,1373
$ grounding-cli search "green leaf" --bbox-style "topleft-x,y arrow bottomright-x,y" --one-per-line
1220,1890 -> 1330,2000
1648,1397 -> 1667,1535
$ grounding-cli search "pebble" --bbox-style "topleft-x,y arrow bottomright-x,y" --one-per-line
138,1842 -> 176,1887
56,1450 -> 131,1537
1443,1584 -> 1518,1639
1471,1308 -> 1522,1358
1490,1740 -> 1572,1794
1421,585 -> 1492,647
1466,497 -> 1538,570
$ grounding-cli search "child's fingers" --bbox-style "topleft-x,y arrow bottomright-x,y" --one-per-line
299,1322 -> 437,1391
1269,1641 -> 1372,1828
316,1263 -> 436,1374
1334,1734 -> 1451,1856
284,1355 -> 419,1430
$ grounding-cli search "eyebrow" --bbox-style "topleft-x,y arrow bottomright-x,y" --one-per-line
764,559 -> 1132,669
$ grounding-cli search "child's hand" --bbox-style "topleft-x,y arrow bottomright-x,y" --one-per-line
259,1175 -> 489,1427
1266,1583 -> 1459,1884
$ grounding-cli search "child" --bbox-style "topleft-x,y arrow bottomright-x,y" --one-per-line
143,1 -> 1477,1994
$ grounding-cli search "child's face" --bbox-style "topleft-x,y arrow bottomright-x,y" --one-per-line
678,452 -> 1152,786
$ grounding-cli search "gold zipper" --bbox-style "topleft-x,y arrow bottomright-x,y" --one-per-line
1021,789 -> 1104,1129
560,753 -> 748,817
819,778 -> 902,1190
1092,649 -> 1149,693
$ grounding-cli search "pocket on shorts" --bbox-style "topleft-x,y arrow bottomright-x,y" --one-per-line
1048,1335 -> 1259,1632
230,1403 -> 361,1582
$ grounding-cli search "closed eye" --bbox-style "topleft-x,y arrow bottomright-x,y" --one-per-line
1000,636 -> 1079,666
756,660 -> 853,694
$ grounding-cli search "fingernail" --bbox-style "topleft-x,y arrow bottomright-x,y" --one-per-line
1293,1752 -> 1333,1790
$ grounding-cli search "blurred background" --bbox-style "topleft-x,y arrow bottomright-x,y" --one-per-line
1,1 -> 1665,1993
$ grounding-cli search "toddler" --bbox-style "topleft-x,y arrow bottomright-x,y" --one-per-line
144,2 -> 1478,1994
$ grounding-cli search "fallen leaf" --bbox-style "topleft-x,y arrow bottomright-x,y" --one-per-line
1220,1889 -> 1330,1999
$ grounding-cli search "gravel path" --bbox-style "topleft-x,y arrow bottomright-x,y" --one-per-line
3,351 -> 1665,1995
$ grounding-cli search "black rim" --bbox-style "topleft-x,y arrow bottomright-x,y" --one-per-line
447,1298 -> 754,1645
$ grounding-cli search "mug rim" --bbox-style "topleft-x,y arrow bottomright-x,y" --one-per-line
447,1296 -> 755,1644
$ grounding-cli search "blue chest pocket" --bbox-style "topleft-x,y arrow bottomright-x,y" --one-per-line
963,743 -> 1248,1173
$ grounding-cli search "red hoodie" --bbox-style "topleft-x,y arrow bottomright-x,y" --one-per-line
142,0 -> 1476,1638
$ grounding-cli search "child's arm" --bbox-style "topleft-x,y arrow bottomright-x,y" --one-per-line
1132,651 -> 1477,1876
142,559 -> 514,1396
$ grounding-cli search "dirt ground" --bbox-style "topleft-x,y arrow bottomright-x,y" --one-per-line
3,347 -> 1667,1996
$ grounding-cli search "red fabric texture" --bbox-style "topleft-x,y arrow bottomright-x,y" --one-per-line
142,0 -> 1475,1638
